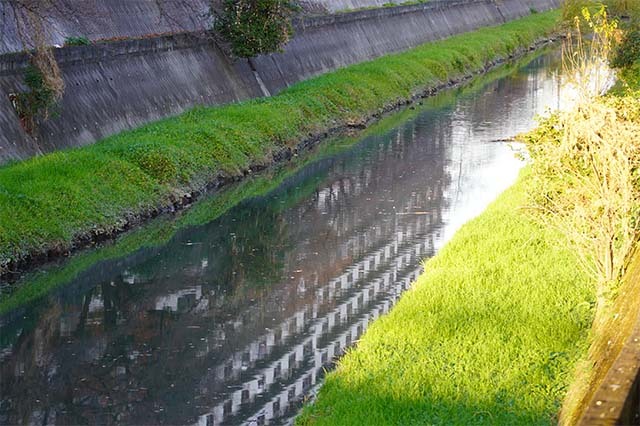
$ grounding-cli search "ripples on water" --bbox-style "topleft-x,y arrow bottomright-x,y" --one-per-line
0,50 -> 564,426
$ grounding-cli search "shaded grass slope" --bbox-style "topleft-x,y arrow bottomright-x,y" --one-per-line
0,11 -> 559,274
298,169 -> 594,425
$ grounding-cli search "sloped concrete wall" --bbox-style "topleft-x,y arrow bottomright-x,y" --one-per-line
0,0 -> 212,55
0,0 -> 557,55
0,35 -> 263,160
255,0 -> 507,92
0,0 -> 405,54
303,0 -> 403,13
0,0 -> 560,163
497,0 -> 557,19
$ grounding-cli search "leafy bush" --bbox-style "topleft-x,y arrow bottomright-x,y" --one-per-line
522,9 -> 639,322
523,96 -> 640,287
64,36 -> 91,46
562,0 -> 598,28
604,0 -> 640,20
11,65 -> 58,132
562,0 -> 638,29
214,0 -> 298,59
611,29 -> 640,68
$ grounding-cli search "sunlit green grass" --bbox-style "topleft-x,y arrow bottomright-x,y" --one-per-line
0,11 -> 560,272
298,169 -> 594,425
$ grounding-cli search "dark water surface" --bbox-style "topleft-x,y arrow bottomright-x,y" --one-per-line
0,51 -> 562,425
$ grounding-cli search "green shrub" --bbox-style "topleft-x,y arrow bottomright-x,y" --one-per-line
605,0 -> 640,20
611,29 -> 640,68
11,65 -> 58,133
214,0 -> 298,59
64,36 -> 91,46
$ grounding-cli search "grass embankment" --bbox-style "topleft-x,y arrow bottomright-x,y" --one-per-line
0,11 -> 559,275
0,111 -> 396,315
298,170 -> 593,425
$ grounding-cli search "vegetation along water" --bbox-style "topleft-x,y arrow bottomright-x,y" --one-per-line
299,2 -> 640,424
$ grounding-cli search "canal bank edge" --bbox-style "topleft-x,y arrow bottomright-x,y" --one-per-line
573,105 -> 640,420
577,250 -> 640,425
0,12 -> 561,282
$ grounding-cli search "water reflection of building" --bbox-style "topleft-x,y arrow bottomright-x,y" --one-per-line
200,239 -> 431,426
0,53 -> 559,426
0,107 -> 448,425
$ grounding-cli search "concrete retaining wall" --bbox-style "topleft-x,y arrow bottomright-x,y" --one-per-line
0,0 -> 212,55
0,0 -> 560,163
305,0 -> 403,13
578,252 -> 640,425
0,35 -> 262,159
0,0 -> 404,54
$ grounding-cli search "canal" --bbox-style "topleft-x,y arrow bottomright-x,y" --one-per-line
0,48 -> 563,425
